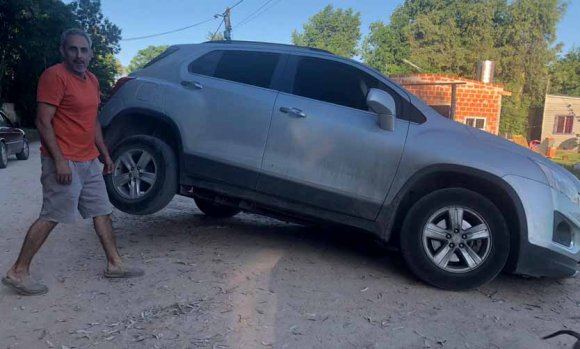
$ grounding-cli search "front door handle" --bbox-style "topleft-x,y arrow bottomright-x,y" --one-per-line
181,80 -> 203,90
280,107 -> 307,118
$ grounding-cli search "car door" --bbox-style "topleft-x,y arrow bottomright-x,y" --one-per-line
257,55 -> 410,220
168,49 -> 285,190
0,112 -> 21,155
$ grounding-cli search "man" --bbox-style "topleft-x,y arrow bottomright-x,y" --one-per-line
2,28 -> 144,296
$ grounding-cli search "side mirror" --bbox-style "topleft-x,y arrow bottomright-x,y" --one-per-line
367,88 -> 396,131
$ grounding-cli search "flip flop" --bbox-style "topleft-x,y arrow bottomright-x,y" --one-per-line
104,267 -> 144,279
2,276 -> 48,296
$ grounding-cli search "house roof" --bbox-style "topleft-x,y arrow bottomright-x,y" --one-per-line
390,73 -> 511,96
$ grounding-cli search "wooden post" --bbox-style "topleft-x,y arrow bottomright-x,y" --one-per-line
451,84 -> 457,121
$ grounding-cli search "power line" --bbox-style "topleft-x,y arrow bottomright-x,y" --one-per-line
234,0 -> 275,28
211,18 -> 225,41
121,1 -> 247,42
235,0 -> 281,29
229,0 -> 245,10
122,17 -> 216,41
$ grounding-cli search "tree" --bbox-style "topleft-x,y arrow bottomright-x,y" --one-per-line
206,31 -> 224,41
363,0 -> 506,75
362,21 -> 411,75
127,45 -> 169,74
70,0 -> 122,97
0,0 -> 122,126
361,0 -> 567,135
292,5 -> 361,58
0,0 -> 76,125
550,47 -> 580,97
495,0 -> 566,135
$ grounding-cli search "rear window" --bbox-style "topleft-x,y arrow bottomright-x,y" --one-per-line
142,46 -> 180,69
189,50 -> 280,89
189,50 -> 223,76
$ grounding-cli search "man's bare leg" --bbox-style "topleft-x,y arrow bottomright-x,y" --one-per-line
93,215 -> 143,277
6,219 -> 57,281
93,215 -> 122,271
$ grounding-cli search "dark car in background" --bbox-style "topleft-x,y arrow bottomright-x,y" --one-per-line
0,110 -> 29,169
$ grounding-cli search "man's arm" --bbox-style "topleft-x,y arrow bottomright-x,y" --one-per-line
36,102 -> 72,185
95,120 -> 113,175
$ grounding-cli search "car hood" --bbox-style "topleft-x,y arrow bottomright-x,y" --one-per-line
467,126 -> 542,160
467,126 -> 580,185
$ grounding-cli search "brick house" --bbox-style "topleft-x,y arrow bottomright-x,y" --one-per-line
390,74 -> 511,135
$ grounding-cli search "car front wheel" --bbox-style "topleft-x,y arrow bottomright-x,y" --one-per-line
104,135 -> 177,215
400,188 -> 509,291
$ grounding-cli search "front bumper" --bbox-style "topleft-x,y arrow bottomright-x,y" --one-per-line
504,175 -> 580,278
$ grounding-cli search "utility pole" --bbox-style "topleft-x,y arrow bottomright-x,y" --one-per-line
224,7 -> 232,41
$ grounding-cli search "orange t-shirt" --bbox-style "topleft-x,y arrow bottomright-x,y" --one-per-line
37,63 -> 100,161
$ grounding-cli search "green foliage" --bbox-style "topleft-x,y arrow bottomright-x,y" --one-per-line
362,22 -> 411,75
496,0 -> 566,135
127,45 -> 169,74
361,0 -> 567,136
0,0 -> 121,126
0,0 -> 76,125
206,31 -> 224,41
292,5 -> 361,58
550,47 -> 580,96
363,0 -> 507,75
70,0 -> 122,96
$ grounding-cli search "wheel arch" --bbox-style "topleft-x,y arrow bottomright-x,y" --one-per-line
103,108 -> 182,162
382,165 -> 527,273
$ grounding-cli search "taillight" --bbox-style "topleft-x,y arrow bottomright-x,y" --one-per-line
109,77 -> 135,98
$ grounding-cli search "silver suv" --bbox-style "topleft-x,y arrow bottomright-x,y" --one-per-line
99,40 -> 580,290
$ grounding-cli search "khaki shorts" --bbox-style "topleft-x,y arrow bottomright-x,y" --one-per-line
39,156 -> 112,224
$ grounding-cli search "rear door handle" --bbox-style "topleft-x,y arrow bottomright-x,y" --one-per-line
181,80 -> 203,90
280,107 -> 307,118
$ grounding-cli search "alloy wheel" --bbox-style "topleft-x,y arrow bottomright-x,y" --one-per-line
112,148 -> 158,200
422,206 -> 492,273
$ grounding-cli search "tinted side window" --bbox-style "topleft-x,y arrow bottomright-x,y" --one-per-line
189,50 -> 223,77
190,50 -> 280,89
292,57 -> 385,111
214,51 -> 279,89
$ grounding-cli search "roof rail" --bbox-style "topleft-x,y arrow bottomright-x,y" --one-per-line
201,40 -> 334,55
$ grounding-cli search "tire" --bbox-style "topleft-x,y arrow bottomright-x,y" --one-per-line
104,135 -> 177,215
0,142 -> 7,169
400,188 -> 509,291
16,138 -> 29,160
194,197 -> 241,218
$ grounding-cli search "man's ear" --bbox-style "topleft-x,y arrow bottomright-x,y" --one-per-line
59,45 -> 65,57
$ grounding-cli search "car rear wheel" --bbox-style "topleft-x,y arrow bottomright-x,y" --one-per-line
0,142 -> 7,169
104,135 -> 177,215
400,188 -> 509,290
16,138 -> 29,160
194,197 -> 241,218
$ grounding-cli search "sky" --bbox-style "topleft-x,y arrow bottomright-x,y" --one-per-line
89,0 -> 580,67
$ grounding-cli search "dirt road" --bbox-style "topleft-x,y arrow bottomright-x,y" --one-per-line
1,143 -> 579,349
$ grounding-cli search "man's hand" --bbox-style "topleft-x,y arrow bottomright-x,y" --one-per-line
102,155 -> 114,175
55,160 -> 72,185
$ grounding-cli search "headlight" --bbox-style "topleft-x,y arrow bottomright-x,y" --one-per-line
533,159 -> 580,204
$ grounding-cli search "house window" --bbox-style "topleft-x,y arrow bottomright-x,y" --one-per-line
553,115 -> 574,134
465,117 -> 486,130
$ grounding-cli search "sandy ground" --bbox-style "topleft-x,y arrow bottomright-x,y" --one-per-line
1,142 -> 579,349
